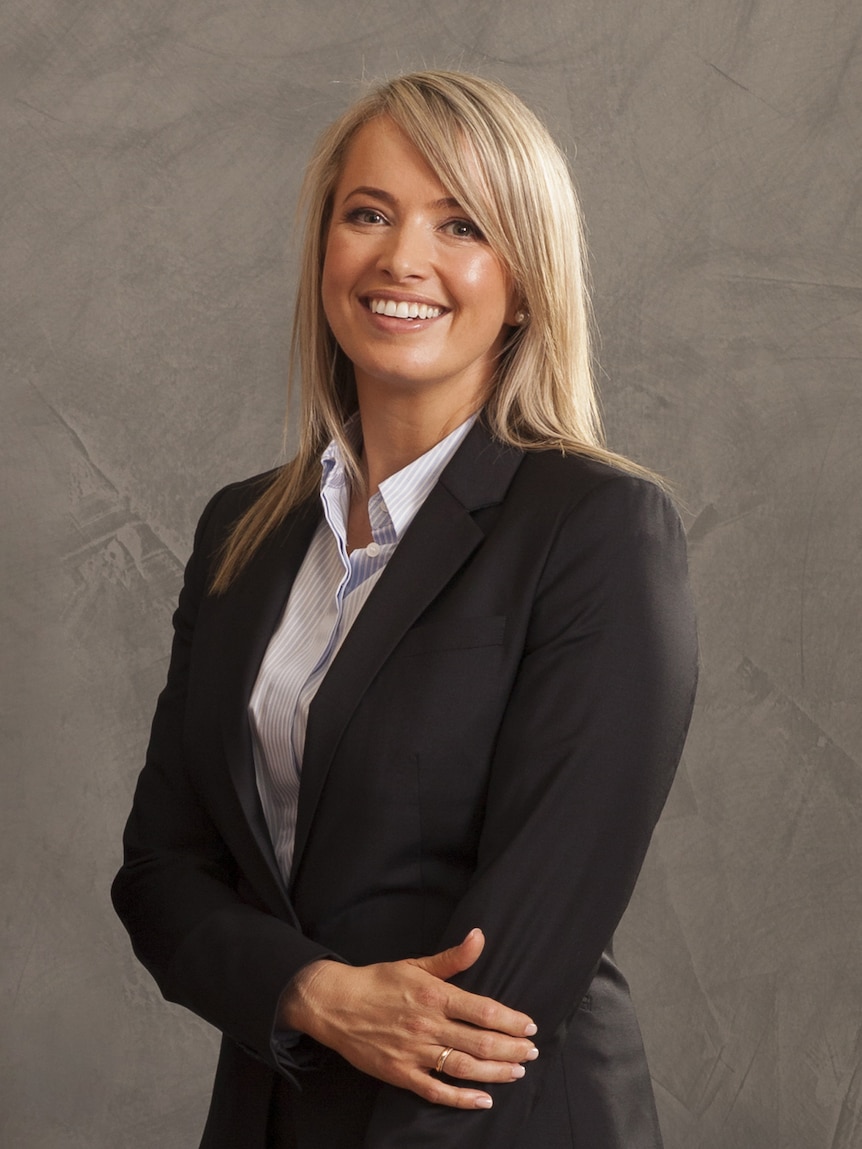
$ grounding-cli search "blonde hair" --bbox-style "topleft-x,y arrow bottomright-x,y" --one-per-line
211,69 -> 656,593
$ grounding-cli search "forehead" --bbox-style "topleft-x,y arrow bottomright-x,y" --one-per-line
333,116 -> 454,200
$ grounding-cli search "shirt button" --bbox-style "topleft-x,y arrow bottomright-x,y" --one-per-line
366,542 -> 380,557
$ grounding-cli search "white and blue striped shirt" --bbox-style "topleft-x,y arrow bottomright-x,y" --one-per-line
249,415 -> 476,883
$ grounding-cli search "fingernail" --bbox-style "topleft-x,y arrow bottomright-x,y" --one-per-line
526,1047 -> 539,1061
511,1064 -> 526,1079
475,1096 -> 493,1109
463,928 -> 479,943
524,1023 -> 538,1037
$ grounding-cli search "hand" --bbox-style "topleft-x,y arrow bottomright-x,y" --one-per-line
279,928 -> 539,1109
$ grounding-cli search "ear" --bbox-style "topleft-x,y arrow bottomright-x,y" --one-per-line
504,293 -> 528,328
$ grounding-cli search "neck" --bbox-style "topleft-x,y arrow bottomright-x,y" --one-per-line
355,387 -> 481,495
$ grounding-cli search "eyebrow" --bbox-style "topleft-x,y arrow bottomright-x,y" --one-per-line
341,186 -> 463,211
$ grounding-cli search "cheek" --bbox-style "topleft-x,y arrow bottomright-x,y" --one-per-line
321,245 -> 351,329
461,254 -> 511,314
321,242 -> 341,297
461,253 -> 494,289
322,228 -> 360,292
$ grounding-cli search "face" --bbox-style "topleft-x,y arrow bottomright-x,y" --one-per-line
321,116 -> 518,416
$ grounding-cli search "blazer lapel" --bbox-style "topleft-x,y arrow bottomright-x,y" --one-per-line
290,422 -> 524,888
217,493 -> 322,912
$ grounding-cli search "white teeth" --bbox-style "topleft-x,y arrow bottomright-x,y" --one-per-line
369,299 -> 442,319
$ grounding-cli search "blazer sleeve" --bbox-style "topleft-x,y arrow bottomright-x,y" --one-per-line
364,473 -> 699,1148
111,485 -> 333,1070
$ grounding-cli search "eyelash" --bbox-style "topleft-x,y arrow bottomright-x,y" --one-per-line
442,219 -> 484,240
344,207 -> 484,241
346,207 -> 387,225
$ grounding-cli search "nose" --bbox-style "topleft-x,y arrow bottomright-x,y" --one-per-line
376,219 -> 431,281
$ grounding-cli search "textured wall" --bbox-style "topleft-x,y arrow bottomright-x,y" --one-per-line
3,2 -> 860,1146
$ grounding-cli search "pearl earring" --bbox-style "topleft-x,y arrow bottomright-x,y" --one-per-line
514,309 -> 528,325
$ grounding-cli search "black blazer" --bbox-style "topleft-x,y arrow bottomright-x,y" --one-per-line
112,420 -> 698,1149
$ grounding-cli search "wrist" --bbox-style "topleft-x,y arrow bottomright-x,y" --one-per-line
278,958 -> 339,1036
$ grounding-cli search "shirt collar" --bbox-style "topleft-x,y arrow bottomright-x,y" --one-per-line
377,415 -> 476,539
319,412 -> 477,543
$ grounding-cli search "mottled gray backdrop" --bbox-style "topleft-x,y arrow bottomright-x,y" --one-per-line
3,2 -> 860,1146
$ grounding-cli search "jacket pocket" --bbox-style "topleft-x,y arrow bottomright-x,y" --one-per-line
395,614 -> 507,657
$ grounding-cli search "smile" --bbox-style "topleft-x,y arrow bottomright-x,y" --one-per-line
368,298 -> 444,320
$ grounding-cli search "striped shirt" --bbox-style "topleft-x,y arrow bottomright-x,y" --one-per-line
249,414 -> 477,883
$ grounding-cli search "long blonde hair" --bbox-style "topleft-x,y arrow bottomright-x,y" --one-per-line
211,70 -> 655,593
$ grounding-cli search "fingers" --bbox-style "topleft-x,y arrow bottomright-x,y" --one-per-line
445,982 -> 538,1042
399,1038 -> 540,1110
407,1072 -> 495,1110
431,1044 -> 539,1085
413,927 -> 485,981
285,935 -> 540,1111
440,1025 -> 539,1069
413,928 -> 538,1041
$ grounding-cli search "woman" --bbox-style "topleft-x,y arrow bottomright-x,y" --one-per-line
112,70 -> 698,1148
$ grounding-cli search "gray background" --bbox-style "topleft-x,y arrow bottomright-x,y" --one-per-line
3,1 -> 860,1146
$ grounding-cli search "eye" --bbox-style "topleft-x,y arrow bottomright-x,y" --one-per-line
441,218 -> 484,241
345,207 -> 388,225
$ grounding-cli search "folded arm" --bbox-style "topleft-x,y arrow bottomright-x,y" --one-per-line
361,474 -> 699,1146
111,486 -> 333,1066
112,484 -> 532,1082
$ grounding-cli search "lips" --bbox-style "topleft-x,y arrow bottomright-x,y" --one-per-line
366,297 -> 446,320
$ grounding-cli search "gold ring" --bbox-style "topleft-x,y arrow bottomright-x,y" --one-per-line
435,1046 -> 455,1074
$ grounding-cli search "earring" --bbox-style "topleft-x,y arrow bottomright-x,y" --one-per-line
514,309 -> 529,325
